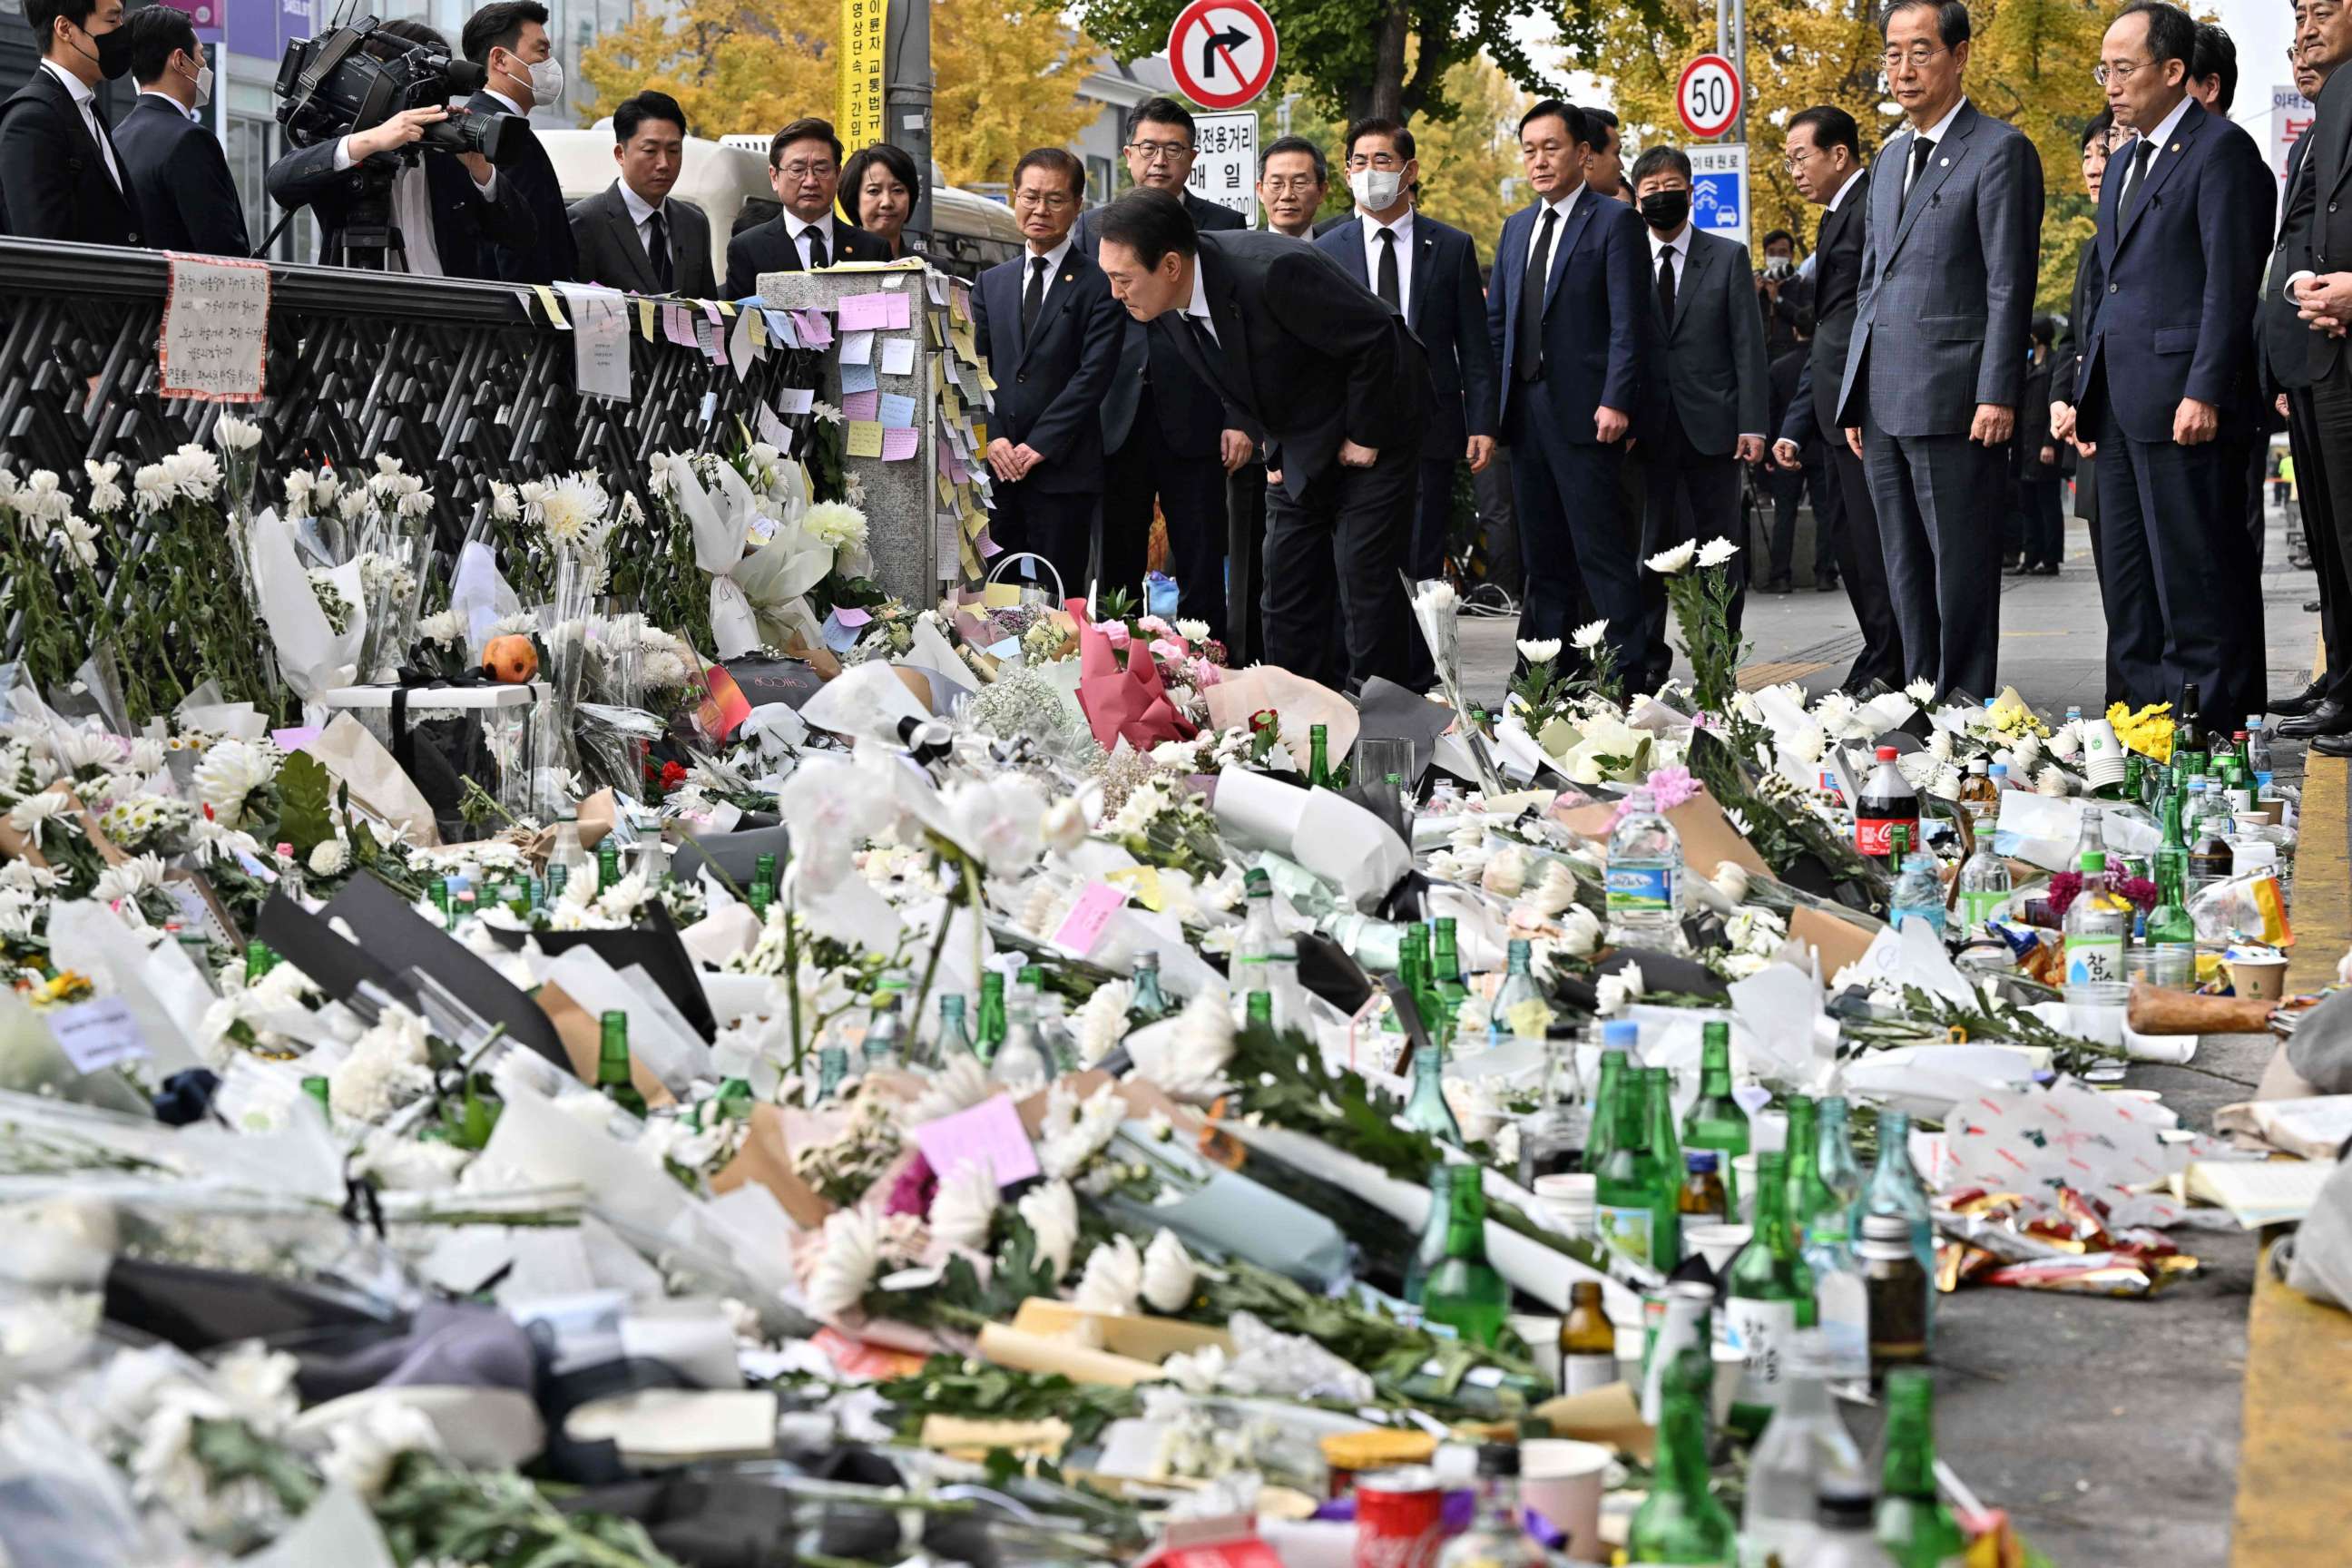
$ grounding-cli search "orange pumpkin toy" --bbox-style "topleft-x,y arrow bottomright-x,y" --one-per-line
482,635 -> 539,684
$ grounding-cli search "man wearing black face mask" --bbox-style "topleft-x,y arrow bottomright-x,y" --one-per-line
0,0 -> 143,247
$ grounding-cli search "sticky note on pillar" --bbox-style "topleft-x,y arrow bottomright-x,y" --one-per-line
846,421 -> 885,457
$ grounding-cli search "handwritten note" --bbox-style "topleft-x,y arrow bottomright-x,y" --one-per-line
839,328 -> 875,365
884,292 -> 912,329
46,995 -> 148,1073
880,426 -> 917,461
877,392 -> 917,428
796,308 -> 833,348
839,389 -> 880,422
159,254 -> 270,402
837,291 -> 891,330
840,361 -> 879,394
845,421 -> 885,457
774,386 -> 816,416
558,283 -> 632,402
880,338 -> 917,377
664,302 -> 697,348
911,1093 -> 1041,1188
761,309 -> 799,348
270,725 -> 321,752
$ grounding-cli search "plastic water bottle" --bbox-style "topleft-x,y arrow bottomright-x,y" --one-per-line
1888,837 -> 1945,938
1605,788 -> 1684,948
2247,717 -> 2275,797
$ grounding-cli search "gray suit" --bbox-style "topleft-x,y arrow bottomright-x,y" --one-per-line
568,181 -> 718,299
1838,99 -> 2043,697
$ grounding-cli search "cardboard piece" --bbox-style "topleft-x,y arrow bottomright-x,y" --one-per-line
1009,1297 -> 1232,1360
317,872 -> 570,1070
1527,1380 -> 1655,1460
1788,906 -> 1877,980
536,978 -> 674,1107
709,1102 -> 833,1230
916,1413 -> 1073,1460
1552,784 -> 1769,878
309,713 -> 443,849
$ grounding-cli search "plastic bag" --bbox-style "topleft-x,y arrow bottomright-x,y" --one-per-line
2189,867 -> 2292,946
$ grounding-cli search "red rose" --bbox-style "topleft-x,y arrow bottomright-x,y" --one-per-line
660,760 -> 688,793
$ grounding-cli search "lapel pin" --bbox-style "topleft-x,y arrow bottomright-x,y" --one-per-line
1939,156 -> 1950,166
2170,142 -> 2181,152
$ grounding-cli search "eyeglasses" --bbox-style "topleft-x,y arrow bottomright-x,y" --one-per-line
2092,59 -> 2151,86
1125,139 -> 1192,163
1345,152 -> 1405,171
1013,189 -> 1073,210
1783,145 -> 1818,171
1881,44 -> 1950,70
1260,175 -> 1320,194
774,161 -> 836,181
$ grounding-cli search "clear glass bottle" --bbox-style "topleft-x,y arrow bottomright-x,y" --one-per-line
1811,1490 -> 1899,1568
1741,1329 -> 1869,1567
2247,716 -> 2275,796
1889,842 -> 1945,939
815,1038 -> 851,1102
1955,833 -> 2012,934
1420,1167 -> 1508,1347
276,840 -> 307,905
1625,1348 -> 1739,1564
1957,758 -> 1997,832
548,814 -> 591,893
1862,1110 -> 1938,1290
933,994 -> 978,1063
1858,1214 -> 1933,1377
2062,850 -> 2131,990
597,1010 -> 646,1117
861,980 -> 905,1071
1231,867 -> 1288,1019
1515,1030 -> 1589,1186
1436,1444 -> 1545,1568
1727,1151 -> 1818,1441
1873,1370 -> 1967,1568
2187,785 -> 2237,892
1682,1021 -> 1749,1210
1403,1030 -> 1464,1143
1404,1161 -> 1454,1307
1489,936 -> 1544,1045
1812,1097 -> 1864,1248
988,977 -> 1053,1088
1606,786 -> 1685,948
1127,951 -> 1172,1026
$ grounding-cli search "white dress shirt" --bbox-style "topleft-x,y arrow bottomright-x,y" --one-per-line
135,86 -> 199,123
1359,209 -> 1415,310
620,179 -> 671,266
791,215 -> 843,269
1648,224 -> 1690,296
329,122 -> 498,275
482,86 -> 527,118
1902,95 -> 1970,196
1524,184 -> 1583,285
1825,164 -> 1864,213
41,60 -> 121,190
2114,93 -> 2194,214
1184,255 -> 1219,344
1020,232 -> 1074,313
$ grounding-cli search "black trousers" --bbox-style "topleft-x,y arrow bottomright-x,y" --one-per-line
1636,412 -> 1744,689
1861,416 -> 2005,697
1819,436 -> 1906,691
1766,453 -> 1835,581
2094,399 -> 2265,730
1505,387 -> 1642,673
989,482 -> 1096,603
1226,464 -> 1268,668
1406,456 -> 1458,582
2301,376 -> 2352,702
1263,449 -> 1416,692
1100,388 -> 1230,639
2018,475 -> 2063,567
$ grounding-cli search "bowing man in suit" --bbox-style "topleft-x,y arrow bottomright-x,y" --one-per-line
1773,105 -> 1905,691
1628,143 -> 1769,676
2056,1 -> 2269,730
113,5 -> 245,257
569,92 -> 717,298
1317,117 -> 1498,587
1095,190 -> 1429,691
1485,99 -> 1654,671
460,1 -> 577,285
0,0 -> 142,247
971,150 -> 1125,597
723,118 -> 891,298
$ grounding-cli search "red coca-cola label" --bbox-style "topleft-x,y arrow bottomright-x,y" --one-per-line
1856,816 -> 1919,858
1356,1472 -> 1445,1568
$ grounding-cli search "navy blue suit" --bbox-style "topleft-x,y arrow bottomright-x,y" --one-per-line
1485,189 -> 1653,664
971,244 -> 1125,598
1316,212 -> 1498,582
2073,100 -> 2270,728
112,93 -> 247,257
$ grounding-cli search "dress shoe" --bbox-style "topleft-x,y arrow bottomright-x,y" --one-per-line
1762,574 -> 1794,594
1816,573 -> 1841,593
2312,730 -> 2352,759
2004,559 -> 2032,575
2271,678 -> 2330,718
2030,562 -> 2059,575
2278,698 -> 2352,739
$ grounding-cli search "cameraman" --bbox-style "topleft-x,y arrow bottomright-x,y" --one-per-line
1754,228 -> 1808,360
459,0 -> 575,283
264,17 -> 534,276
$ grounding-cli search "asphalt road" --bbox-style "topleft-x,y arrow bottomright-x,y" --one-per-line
1456,492 -> 2319,1564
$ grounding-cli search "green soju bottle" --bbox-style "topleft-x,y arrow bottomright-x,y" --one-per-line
1875,1368 -> 1968,1567
975,972 -> 1007,1063
749,851 -> 776,918
597,1011 -> 648,1117
2148,788 -> 2195,954
1784,1094 -> 1825,1240
1681,1021 -> 1749,1211
1431,917 -> 1469,1013
1128,950 -> 1172,1025
1625,1347 -> 1739,1564
1594,1063 -> 1666,1270
1419,1162 -> 1508,1347
1643,1067 -> 1685,1264
245,939 -> 279,985
1583,1018 -> 1636,1173
1726,1151 -> 1817,1441
1306,722 -> 1335,788
1404,1161 -> 1455,1306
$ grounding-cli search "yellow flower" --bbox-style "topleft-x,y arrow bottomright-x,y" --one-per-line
2105,701 -> 2174,764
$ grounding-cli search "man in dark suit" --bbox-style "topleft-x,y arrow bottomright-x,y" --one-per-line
2052,109 -> 2122,702
265,18 -> 532,276
1838,0 -> 2043,699
1486,99 -> 1653,672
113,5 -> 243,257
1073,97 -> 1250,642
971,150 -> 1124,598
1628,143 -> 1769,672
1763,317 -> 1836,595
1775,105 -> 1905,691
0,0 -> 141,248
1317,117 -> 1497,587
724,117 -> 891,298
2054,1 -> 2269,731
568,92 -> 716,297
459,1 -> 575,284
1257,135 -> 1328,240
2010,318 -> 2063,573
1095,190 -> 1427,691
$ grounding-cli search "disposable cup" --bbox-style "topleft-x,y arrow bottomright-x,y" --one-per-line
1509,1313 -> 1563,1388
1517,1438 -> 1612,1558
2230,953 -> 2289,1001
1730,1154 -> 1760,1222
1684,1221 -> 1751,1274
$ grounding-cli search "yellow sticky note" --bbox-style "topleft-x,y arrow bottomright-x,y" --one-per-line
981,583 -> 1022,608
636,299 -> 655,340
972,420 -> 987,447
942,385 -> 962,421
747,310 -> 767,349
846,421 -> 885,457
978,369 -> 998,392
716,299 -> 737,317
532,284 -> 568,328
959,534 -> 983,579
927,315 -> 945,348
1106,865 -> 1166,912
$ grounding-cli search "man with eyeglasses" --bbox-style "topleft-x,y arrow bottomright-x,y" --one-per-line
1074,96 -> 1249,639
722,117 -> 889,297
1256,135 -> 1328,239
2053,0 -> 2268,730
1835,0 -> 2043,699
971,149 -> 1124,601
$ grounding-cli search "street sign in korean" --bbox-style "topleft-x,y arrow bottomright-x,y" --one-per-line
2274,83 -> 2317,180
1166,0 -> 1280,111
1676,54 -> 1742,140
1690,142 -> 1749,255
1187,111 -> 1259,220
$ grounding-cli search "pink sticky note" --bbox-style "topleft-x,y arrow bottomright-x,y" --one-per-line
834,605 -> 872,627
840,389 -> 880,421
883,293 -> 912,329
270,725 -> 320,752
797,309 -> 834,348
881,426 -> 917,461
837,292 -> 890,330
911,1093 -> 1041,1188
1052,882 -> 1126,956
977,529 -> 1003,557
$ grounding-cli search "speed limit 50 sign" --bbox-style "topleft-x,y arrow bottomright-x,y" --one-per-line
1676,54 -> 1742,139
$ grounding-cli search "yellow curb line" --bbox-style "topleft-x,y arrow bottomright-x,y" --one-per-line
2230,1241 -> 2352,1568
2288,628 -> 2342,994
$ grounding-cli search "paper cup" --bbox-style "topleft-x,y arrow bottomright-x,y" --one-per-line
1685,1221 -> 1751,1274
1730,1153 -> 1761,1221
1518,1438 -> 1612,1558
2080,720 -> 2126,787
1509,1314 -> 1563,1389
2230,953 -> 2289,1001
1534,1172 -> 1597,1237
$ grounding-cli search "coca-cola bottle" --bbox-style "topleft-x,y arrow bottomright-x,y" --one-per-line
1856,745 -> 1920,864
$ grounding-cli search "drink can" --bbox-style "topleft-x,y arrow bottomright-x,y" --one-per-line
1354,1466 -> 1445,1568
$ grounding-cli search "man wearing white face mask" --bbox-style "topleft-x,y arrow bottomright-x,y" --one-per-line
114,5 -> 247,256
462,0 -> 577,283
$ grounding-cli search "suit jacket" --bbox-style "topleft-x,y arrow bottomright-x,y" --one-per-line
971,246 -> 1124,494
111,93 -> 247,257
1837,100 -> 2044,436
2267,115 -> 2326,391
568,181 -> 718,298
2015,356 -> 2056,477
2073,102 -> 2269,444
0,66 -> 142,247
265,137 -> 534,278
1639,228 -> 1769,456
1779,169 -> 1870,446
1151,230 -> 1429,499
2307,66 -> 2352,382
722,213 -> 890,298
1073,190 -> 1248,457
466,93 -> 575,285
1313,212 -> 1497,457
1485,189 -> 1652,443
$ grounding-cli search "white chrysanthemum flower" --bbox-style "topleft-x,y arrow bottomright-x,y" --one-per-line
1595,961 -> 1645,1015
309,838 -> 350,877
92,854 -> 167,903
1141,1228 -> 1197,1314
1555,902 -> 1604,957
1645,540 -> 1697,575
51,514 -> 98,566
1482,844 -> 1531,897
1572,618 -> 1609,652
192,738 -> 279,827
1415,578 -> 1457,612
1516,637 -> 1563,663
162,445 -> 222,500
416,609 -> 463,647
5,790 -> 73,847
908,1050 -> 991,1122
1073,1234 -> 1143,1315
83,458 -> 124,514
211,415 -> 263,452
801,501 -> 869,549
806,1208 -> 881,1321
1695,536 -> 1739,569
1015,1179 -> 1079,1280
1905,677 -> 1937,704
929,1157 -> 997,1254
132,464 -> 174,514
319,1396 -> 442,1502
2035,763 -> 2069,797
1040,795 -> 1089,856
1927,729 -> 1955,763
1037,1080 -> 1125,1181
490,479 -> 520,521
1175,618 -> 1210,642
328,1005 -> 434,1122
1126,992 -> 1235,1104
1710,860 -> 1751,905
533,474 -> 609,547
1075,979 -> 1132,1064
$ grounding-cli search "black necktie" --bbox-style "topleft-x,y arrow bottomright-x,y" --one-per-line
1376,227 -> 1400,309
647,206 -> 672,292
1904,135 -> 1936,211
804,222 -> 828,270
1656,247 -> 1676,323
1516,206 -> 1558,384
2119,139 -> 2155,221
1021,254 -> 1048,339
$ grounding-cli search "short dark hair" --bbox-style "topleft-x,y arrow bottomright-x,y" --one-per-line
1789,309 -> 1816,337
1346,116 -> 1416,162
2191,19 -> 2238,110
613,90 -> 689,144
1761,228 -> 1796,250
1127,96 -> 1198,143
1094,187 -> 1197,270
1630,144 -> 1693,187
1260,133 -> 1328,183
460,0 -> 548,64
2080,105 -> 2114,150
1585,107 -> 1620,152
2030,315 -> 2057,347
1519,99 -> 1592,147
25,0 -> 101,54
1014,146 -> 1085,201
129,3 -> 198,84
769,117 -> 844,168
1879,0 -> 1971,46
1788,104 -> 1862,160
2111,1 -> 2196,71
843,142 -> 922,217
